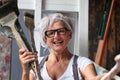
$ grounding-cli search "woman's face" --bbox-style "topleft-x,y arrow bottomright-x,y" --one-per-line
45,21 -> 72,52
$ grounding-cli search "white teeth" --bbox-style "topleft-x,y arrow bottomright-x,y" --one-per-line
54,41 -> 63,44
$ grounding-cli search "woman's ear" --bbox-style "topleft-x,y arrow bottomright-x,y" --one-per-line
69,31 -> 72,39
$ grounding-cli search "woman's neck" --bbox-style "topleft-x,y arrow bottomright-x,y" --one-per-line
49,49 -> 73,62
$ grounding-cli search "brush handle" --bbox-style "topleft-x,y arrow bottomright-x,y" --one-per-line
0,12 -> 42,80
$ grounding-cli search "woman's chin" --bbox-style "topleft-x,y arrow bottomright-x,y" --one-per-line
53,47 -> 64,52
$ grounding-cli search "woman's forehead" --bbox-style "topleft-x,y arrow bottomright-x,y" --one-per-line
48,21 -> 66,29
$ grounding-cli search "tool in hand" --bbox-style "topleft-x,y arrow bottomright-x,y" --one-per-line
0,0 -> 42,80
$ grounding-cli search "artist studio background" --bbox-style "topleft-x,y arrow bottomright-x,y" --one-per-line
1,0 -> 120,80
89,0 -> 120,72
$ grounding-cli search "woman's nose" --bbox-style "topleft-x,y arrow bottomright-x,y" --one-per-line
54,31 -> 60,38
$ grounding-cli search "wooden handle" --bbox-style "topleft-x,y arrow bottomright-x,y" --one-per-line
95,0 -> 115,65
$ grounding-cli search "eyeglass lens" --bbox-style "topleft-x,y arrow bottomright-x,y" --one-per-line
45,27 -> 68,38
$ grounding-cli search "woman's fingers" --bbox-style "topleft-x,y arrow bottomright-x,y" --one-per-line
19,48 -> 28,54
19,48 -> 38,68
22,53 -> 38,64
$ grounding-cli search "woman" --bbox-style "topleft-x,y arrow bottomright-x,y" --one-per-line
19,13 -> 103,80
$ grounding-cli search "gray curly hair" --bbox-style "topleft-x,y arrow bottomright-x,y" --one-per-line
37,13 -> 73,48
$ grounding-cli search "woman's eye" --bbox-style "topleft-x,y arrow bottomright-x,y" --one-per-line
59,29 -> 66,33
47,31 -> 54,35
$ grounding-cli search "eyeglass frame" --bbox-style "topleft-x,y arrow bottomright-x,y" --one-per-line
45,27 -> 70,38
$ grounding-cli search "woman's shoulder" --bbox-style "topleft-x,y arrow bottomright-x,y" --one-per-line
73,55 -> 92,62
74,55 -> 93,71
77,55 -> 92,62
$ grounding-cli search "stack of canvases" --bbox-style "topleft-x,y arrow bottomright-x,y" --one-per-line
0,35 -> 11,80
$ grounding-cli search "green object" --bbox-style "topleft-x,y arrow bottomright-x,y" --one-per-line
98,0 -> 112,39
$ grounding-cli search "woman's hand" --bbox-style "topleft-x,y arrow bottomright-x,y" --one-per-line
19,48 -> 38,73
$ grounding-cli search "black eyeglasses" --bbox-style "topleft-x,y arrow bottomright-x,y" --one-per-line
45,27 -> 70,38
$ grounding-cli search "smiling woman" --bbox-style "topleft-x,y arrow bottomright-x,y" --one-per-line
38,13 -> 73,48
18,13 -> 107,80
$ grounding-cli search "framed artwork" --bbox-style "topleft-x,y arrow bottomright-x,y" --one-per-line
0,35 -> 11,80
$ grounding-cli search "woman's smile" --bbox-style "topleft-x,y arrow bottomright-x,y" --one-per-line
53,40 -> 64,46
